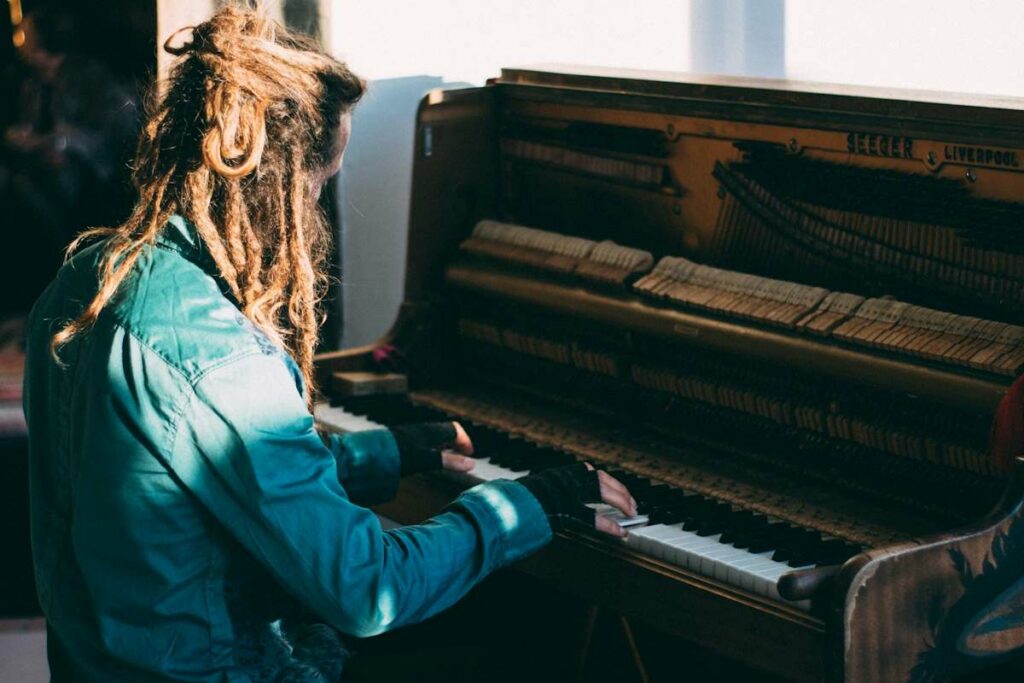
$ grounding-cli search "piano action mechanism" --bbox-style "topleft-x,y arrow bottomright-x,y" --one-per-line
316,66 -> 1024,682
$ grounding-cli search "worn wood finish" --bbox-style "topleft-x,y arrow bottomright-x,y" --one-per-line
833,458 -> 1024,682
499,65 -> 1024,146
317,67 -> 1024,681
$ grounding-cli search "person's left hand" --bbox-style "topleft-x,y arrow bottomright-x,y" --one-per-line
441,421 -> 476,473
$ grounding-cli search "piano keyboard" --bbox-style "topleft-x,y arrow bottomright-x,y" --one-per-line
315,404 -> 644,526
315,400 -> 862,611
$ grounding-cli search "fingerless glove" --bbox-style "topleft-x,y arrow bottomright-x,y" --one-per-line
517,462 -> 601,531
390,422 -> 457,476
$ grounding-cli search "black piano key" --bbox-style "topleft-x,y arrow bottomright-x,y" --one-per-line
694,514 -> 733,537
772,529 -> 822,565
636,485 -> 677,513
812,539 -> 861,566
648,509 -> 682,525
527,450 -> 577,472
739,528 -> 779,550
464,426 -> 507,452
717,511 -> 761,547
746,521 -> 792,554
696,506 -> 760,539
786,550 -> 818,568
681,500 -> 730,533
492,453 -> 531,471
646,491 -> 699,524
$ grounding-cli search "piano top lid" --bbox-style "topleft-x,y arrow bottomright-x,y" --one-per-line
497,64 -> 1024,142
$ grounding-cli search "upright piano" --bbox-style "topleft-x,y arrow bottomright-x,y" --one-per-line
315,66 -> 1024,682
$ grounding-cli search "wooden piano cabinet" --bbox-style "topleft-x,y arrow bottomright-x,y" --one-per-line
319,65 -> 1024,682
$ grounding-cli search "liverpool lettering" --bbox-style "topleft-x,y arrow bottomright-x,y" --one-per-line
943,144 -> 1019,168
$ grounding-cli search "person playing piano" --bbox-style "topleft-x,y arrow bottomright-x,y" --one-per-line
22,6 -> 636,682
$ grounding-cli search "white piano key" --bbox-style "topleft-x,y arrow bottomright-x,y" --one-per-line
443,456 -> 529,487
726,553 -> 776,590
627,524 -> 679,558
635,525 -> 810,610
626,524 -> 662,553
314,403 -> 383,433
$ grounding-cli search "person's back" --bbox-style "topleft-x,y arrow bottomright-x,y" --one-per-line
26,217 -> 346,680
24,7 -> 634,682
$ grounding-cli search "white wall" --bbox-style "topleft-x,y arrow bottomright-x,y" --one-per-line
334,1 -> 693,85
786,0 -> 1024,97
332,1 -> 695,347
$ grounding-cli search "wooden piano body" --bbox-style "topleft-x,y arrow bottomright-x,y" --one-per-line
316,66 -> 1024,682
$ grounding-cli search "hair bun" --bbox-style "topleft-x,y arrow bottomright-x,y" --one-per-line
202,84 -> 268,179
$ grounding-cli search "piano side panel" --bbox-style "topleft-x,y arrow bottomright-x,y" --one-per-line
316,87 -> 499,383
404,87 -> 500,300
838,461 -> 1024,682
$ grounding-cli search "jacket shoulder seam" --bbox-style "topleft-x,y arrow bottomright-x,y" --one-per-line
115,321 -> 263,388
190,348 -> 266,387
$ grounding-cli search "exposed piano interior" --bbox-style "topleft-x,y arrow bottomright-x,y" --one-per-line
315,67 -> 1024,682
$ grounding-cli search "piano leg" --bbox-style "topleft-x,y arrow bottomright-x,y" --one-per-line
576,606 -> 599,681
619,615 -> 651,683
577,608 -> 653,683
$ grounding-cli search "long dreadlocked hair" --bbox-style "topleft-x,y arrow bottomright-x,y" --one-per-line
51,6 -> 365,405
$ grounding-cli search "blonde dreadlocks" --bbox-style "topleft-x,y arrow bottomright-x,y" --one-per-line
51,6 -> 365,404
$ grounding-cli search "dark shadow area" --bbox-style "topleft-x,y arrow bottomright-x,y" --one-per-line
347,568 -> 795,682
0,0 -> 153,319
0,0 -> 154,619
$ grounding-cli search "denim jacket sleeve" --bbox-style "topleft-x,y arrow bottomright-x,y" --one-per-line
170,350 -> 552,637
326,430 -> 401,506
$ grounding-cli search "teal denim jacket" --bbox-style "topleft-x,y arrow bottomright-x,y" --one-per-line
24,216 -> 553,682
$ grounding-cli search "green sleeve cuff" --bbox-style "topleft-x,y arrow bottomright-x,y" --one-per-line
328,429 -> 401,506
453,479 -> 553,568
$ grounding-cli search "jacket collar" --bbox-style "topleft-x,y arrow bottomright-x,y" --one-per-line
155,215 -> 220,278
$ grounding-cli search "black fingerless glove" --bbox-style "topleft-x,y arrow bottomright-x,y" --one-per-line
517,462 -> 601,531
390,422 -> 457,476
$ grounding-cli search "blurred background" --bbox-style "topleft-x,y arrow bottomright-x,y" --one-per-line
2,0 -> 1024,678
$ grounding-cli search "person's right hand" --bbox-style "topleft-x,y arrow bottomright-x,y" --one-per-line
517,462 -> 637,538
588,464 -> 638,537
